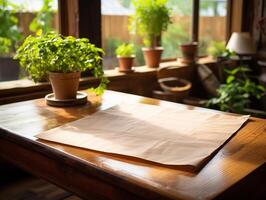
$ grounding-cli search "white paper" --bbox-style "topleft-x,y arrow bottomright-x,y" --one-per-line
36,103 -> 249,168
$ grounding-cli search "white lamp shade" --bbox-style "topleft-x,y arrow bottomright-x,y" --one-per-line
226,32 -> 256,55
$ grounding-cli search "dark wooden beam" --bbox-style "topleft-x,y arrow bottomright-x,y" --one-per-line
226,0 -> 233,42
58,0 -> 79,37
241,0 -> 254,32
78,0 -> 102,48
58,0 -> 101,47
58,0 -> 68,35
192,0 -> 199,42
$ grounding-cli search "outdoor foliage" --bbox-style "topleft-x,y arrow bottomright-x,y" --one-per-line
162,23 -> 190,57
0,36 -> 11,55
115,43 -> 135,57
14,32 -> 108,94
207,41 -> 235,59
129,0 -> 172,48
0,0 -> 22,55
167,0 -> 193,15
207,66 -> 265,113
168,0 -> 225,16
105,38 -> 123,57
30,0 -> 55,34
119,0 -> 131,8
207,41 -> 226,57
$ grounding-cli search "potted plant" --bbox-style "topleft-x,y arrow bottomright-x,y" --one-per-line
115,43 -> 135,72
14,32 -> 108,100
207,66 -> 265,114
130,0 -> 171,68
179,42 -> 198,64
0,0 -> 22,81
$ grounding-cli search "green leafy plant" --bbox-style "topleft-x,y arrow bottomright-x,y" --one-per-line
207,41 -> 235,59
29,0 -> 55,34
0,0 -> 22,55
207,66 -> 265,113
115,43 -> 135,57
14,32 -> 108,95
129,0 -> 172,48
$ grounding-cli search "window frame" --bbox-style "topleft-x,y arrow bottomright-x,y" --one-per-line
60,0 -> 231,47
0,0 -> 239,104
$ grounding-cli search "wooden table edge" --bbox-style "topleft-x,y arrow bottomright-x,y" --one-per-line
0,126 -> 178,200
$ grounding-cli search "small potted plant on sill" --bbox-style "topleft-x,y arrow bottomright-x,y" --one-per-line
130,0 -> 171,68
14,32 -> 107,101
179,42 -> 198,64
115,43 -> 135,72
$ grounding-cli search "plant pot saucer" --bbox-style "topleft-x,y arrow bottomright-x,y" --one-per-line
115,67 -> 135,73
45,91 -> 88,107
158,77 -> 192,94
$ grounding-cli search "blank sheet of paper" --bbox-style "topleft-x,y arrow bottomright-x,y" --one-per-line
36,103 -> 249,168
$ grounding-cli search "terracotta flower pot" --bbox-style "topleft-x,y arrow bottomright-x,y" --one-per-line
142,47 -> 163,68
117,56 -> 135,72
49,71 -> 81,100
180,42 -> 198,64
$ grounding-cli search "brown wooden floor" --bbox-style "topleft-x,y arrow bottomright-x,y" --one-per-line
0,161 -> 83,200
0,176 -> 83,200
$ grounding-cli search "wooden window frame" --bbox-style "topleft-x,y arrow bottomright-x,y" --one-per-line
58,0 -> 101,47
0,0 -> 234,104
59,0 -> 232,46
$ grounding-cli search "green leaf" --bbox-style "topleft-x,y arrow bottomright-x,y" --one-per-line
226,75 -> 235,84
257,85 -> 266,91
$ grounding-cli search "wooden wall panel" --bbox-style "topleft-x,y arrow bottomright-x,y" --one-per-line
58,0 -> 79,37
230,0 -> 243,33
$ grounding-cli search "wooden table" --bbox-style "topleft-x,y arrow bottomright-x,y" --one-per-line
0,90 -> 265,200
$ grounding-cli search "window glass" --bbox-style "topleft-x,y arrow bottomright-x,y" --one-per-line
101,0 -> 136,69
101,0 -> 193,69
162,0 -> 193,59
0,0 -> 58,82
199,0 -> 228,55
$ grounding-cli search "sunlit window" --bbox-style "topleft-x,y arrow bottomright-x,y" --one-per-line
162,0 -> 193,58
0,0 -> 58,82
101,0 -> 194,69
199,0 -> 228,55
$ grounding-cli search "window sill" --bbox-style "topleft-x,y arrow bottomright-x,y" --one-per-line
0,57 -> 217,104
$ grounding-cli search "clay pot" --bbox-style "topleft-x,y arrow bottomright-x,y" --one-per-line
180,42 -> 198,64
142,47 -> 163,68
117,56 -> 135,72
49,71 -> 81,100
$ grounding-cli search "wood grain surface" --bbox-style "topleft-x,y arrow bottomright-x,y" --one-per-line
0,90 -> 265,200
